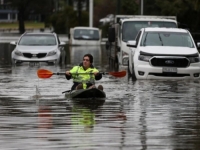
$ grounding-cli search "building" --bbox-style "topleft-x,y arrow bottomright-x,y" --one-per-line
0,0 -> 17,22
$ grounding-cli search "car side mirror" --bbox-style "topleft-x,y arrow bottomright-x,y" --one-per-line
59,41 -> 66,46
10,41 -> 17,45
127,40 -> 136,48
197,42 -> 200,48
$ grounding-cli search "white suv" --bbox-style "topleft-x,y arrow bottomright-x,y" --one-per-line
126,27 -> 200,80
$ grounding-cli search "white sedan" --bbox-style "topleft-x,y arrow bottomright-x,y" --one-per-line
10,32 -> 66,65
125,27 -> 200,80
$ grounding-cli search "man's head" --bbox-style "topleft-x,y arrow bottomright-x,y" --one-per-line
82,54 -> 93,69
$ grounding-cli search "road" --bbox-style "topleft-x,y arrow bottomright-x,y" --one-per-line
0,43 -> 200,149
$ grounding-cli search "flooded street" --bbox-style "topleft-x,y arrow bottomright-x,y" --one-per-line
1,42 -> 200,150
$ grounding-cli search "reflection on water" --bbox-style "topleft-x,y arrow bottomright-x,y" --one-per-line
1,42 -> 200,149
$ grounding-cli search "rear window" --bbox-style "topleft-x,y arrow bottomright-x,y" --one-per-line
74,29 -> 100,40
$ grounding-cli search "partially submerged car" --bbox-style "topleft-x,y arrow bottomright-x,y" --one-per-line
10,32 -> 66,65
126,27 -> 200,80
69,27 -> 102,45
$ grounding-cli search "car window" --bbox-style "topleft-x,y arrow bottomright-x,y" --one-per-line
74,29 -> 99,40
140,31 -> 194,47
122,21 -> 177,42
18,34 -> 57,46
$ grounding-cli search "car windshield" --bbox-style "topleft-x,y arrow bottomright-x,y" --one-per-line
18,34 -> 57,46
140,31 -> 194,47
122,21 -> 177,42
74,29 -> 99,40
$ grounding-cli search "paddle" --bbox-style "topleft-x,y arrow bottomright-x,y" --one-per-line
37,69 -> 126,79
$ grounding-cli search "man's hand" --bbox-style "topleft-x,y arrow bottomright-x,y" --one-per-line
66,71 -> 71,76
94,72 -> 100,76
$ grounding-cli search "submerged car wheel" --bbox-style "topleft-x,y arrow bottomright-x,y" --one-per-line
54,59 -> 59,65
132,66 -> 136,80
11,59 -> 15,65
127,61 -> 131,75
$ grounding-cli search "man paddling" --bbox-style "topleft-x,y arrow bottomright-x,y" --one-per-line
65,54 -> 103,91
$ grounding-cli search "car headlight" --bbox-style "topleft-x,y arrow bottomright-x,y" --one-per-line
14,50 -> 23,56
47,50 -> 57,56
188,57 -> 200,63
138,55 -> 152,62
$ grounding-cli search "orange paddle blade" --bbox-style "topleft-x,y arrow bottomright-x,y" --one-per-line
109,70 -> 126,78
37,69 -> 53,78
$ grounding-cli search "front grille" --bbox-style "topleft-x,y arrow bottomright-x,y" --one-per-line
150,57 -> 189,67
23,53 -> 47,58
23,53 -> 32,58
37,53 -> 47,58
149,73 -> 190,77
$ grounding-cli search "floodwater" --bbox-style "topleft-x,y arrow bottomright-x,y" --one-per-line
1,42 -> 200,150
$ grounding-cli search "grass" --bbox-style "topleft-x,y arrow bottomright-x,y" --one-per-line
0,21 -> 45,29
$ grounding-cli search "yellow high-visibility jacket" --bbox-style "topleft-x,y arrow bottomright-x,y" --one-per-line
66,64 -> 102,89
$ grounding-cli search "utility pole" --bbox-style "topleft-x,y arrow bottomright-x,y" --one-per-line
78,0 -> 82,26
89,0 -> 93,27
141,0 -> 143,15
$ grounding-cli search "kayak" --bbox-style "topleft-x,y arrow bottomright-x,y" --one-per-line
65,88 -> 106,104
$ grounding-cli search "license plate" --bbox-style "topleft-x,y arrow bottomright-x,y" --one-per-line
162,67 -> 177,73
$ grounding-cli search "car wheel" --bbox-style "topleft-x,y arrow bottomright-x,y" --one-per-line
132,66 -> 136,80
127,61 -> 131,75
54,60 -> 59,65
11,59 -> 16,65
12,59 -> 22,65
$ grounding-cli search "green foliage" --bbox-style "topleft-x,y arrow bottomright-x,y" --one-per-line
50,4 -> 89,34
50,12 -> 67,34
121,0 -> 139,15
154,0 -> 200,31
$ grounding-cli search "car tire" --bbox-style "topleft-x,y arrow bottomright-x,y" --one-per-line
11,59 -> 15,65
12,59 -> 22,65
132,65 -> 136,80
127,61 -> 131,75
54,60 -> 58,65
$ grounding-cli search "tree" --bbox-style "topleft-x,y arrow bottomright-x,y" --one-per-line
7,0 -> 54,34
154,0 -> 200,31
121,0 -> 139,15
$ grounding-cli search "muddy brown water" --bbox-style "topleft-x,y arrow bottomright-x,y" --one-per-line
1,43 -> 200,150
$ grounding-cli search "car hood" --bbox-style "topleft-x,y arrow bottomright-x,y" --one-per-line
138,46 -> 198,55
16,45 -> 58,53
